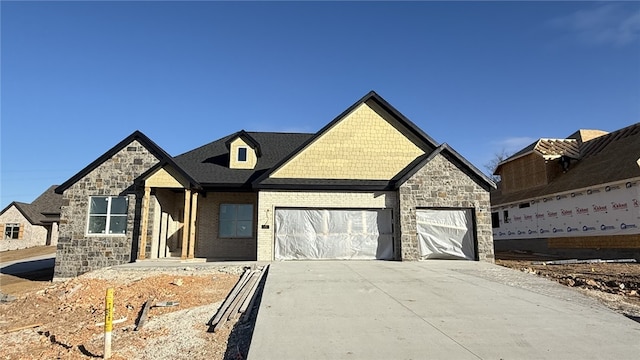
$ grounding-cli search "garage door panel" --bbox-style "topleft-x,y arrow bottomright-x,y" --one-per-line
275,209 -> 393,260
417,209 -> 475,260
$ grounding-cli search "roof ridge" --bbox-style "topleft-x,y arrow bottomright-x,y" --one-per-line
245,131 -> 315,135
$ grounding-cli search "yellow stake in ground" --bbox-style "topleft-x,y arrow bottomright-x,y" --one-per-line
104,288 -> 114,359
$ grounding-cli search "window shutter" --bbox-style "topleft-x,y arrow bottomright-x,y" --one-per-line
18,224 -> 24,240
0,224 -> 4,239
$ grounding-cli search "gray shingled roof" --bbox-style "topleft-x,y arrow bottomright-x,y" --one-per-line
174,132 -> 314,187
2,185 -> 62,225
492,122 -> 640,205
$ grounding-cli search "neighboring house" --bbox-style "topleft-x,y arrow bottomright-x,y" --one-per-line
491,123 -> 640,259
0,185 -> 62,251
53,91 -> 496,278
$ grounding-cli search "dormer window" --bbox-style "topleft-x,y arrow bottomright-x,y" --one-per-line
238,147 -> 247,162
225,130 -> 261,169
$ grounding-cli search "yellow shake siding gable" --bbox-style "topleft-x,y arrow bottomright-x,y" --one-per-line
145,167 -> 187,188
229,138 -> 257,169
270,103 -> 425,180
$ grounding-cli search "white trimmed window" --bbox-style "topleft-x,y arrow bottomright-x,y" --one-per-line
4,223 -> 22,239
87,196 -> 128,235
219,204 -> 253,238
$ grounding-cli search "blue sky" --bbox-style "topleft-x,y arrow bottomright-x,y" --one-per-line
2,1 -> 639,208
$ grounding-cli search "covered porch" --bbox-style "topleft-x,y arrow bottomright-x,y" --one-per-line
137,166 -> 199,261
136,165 -> 259,262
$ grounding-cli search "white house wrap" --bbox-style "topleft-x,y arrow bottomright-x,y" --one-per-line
493,183 -> 640,240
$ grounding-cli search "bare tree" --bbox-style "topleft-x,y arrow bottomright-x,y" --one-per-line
484,149 -> 511,183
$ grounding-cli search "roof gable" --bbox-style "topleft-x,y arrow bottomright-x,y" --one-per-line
494,138 -> 580,175
395,144 -> 497,191
492,122 -> 640,205
224,130 -> 262,157
56,131 -> 199,193
0,185 -> 63,225
0,202 -> 38,224
255,91 -> 439,185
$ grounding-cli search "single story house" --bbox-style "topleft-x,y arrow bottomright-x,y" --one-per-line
54,91 -> 496,278
1,185 -> 62,251
491,122 -> 640,259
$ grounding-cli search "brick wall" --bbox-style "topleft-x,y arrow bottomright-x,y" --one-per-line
197,192 -> 258,260
257,190 -> 398,261
398,153 -> 494,262
54,140 -> 160,279
271,103 -> 424,180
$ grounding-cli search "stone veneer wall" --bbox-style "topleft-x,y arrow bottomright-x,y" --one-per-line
54,140 -> 160,279
398,153 -> 494,262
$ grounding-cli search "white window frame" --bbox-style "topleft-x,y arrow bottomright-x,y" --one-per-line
219,203 -> 254,238
237,146 -> 248,162
86,196 -> 129,236
4,223 -> 20,240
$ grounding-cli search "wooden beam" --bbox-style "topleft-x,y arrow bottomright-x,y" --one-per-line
135,299 -> 153,331
7,323 -> 43,333
208,269 -> 252,332
181,189 -> 191,260
138,186 -> 151,260
188,192 -> 198,259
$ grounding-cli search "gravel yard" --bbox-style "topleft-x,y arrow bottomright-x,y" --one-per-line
496,258 -> 640,319
0,265 -> 262,360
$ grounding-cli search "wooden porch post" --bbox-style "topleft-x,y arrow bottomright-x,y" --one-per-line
188,192 -> 198,259
181,189 -> 192,260
138,186 -> 151,260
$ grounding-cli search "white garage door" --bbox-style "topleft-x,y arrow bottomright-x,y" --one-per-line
416,209 -> 476,260
275,209 -> 394,260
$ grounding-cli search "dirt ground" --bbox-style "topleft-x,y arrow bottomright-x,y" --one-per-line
1,257 -> 260,360
496,252 -> 640,319
0,246 -> 57,295
0,246 -> 56,263
2,247 -> 639,359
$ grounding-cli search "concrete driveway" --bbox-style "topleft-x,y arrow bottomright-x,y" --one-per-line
0,254 -> 55,275
247,261 -> 640,360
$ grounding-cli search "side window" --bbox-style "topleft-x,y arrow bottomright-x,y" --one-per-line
503,210 -> 509,223
491,212 -> 500,229
87,196 -> 128,235
4,223 -> 22,239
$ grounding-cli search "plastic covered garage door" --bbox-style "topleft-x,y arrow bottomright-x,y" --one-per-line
275,209 -> 394,260
416,209 -> 476,260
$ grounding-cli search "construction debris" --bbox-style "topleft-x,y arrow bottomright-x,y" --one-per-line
1,267 -> 244,359
497,260 -> 640,306
95,317 -> 127,327
7,323 -> 42,333
135,299 -> 154,331
0,292 -> 17,303
155,301 -> 180,307
533,258 -> 637,265
209,265 -> 269,332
